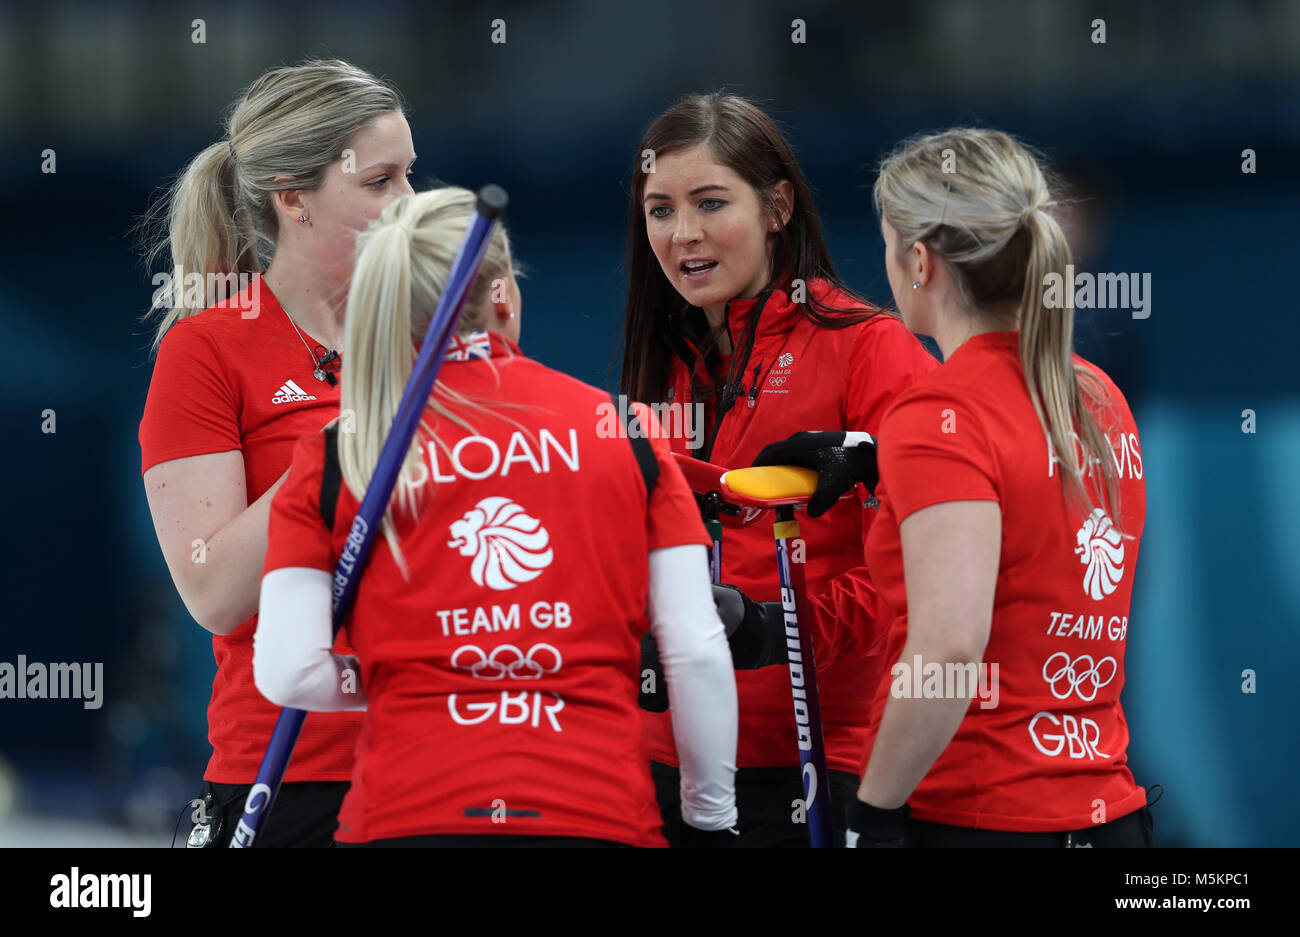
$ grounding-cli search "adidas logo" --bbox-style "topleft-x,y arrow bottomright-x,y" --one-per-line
271,379 -> 318,405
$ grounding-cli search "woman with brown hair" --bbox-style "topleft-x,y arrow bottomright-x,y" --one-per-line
621,92 -> 936,847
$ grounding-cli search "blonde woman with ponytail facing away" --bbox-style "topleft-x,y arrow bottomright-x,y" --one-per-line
780,130 -> 1151,847
254,189 -> 739,847
138,59 -> 416,846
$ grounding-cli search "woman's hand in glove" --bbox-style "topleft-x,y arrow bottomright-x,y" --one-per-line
846,799 -> 910,848
752,431 -> 878,518
639,582 -> 790,713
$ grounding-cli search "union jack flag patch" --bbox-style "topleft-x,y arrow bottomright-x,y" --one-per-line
445,330 -> 492,362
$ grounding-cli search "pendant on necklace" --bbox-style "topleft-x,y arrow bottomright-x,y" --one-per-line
314,367 -> 327,381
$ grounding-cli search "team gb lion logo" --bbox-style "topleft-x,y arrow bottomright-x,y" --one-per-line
447,497 -> 553,591
1074,507 -> 1125,600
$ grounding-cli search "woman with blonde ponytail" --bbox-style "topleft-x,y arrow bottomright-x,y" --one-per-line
771,129 -> 1151,847
253,188 -> 740,847
137,59 -> 416,846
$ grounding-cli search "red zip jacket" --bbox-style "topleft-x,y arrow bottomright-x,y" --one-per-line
642,278 -> 938,772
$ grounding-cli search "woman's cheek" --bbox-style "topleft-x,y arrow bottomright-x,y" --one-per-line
649,228 -> 673,274
362,199 -> 390,227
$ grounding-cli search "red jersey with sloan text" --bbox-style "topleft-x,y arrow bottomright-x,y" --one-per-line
139,274 -> 361,783
263,334 -> 711,846
864,331 -> 1147,832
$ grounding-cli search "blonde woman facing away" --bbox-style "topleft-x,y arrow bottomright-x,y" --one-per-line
253,188 -> 739,847
764,130 -> 1151,847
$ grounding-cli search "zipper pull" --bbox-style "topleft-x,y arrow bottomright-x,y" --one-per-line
747,361 -> 762,408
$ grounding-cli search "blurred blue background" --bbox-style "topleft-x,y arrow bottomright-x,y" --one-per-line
0,0 -> 1296,846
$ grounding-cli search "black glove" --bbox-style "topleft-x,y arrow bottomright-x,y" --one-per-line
752,431 -> 878,519
678,822 -> 740,848
847,799 -> 910,848
712,584 -> 788,670
638,583 -> 789,713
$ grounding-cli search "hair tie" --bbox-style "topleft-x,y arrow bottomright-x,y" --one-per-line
1021,196 -> 1055,227
227,141 -> 237,162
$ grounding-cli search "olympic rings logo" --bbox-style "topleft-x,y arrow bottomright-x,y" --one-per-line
450,643 -> 562,680
1042,652 -> 1117,701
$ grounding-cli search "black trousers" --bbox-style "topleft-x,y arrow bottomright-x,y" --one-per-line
907,805 -> 1154,847
652,760 -> 859,848
338,835 -> 624,847
185,780 -> 349,847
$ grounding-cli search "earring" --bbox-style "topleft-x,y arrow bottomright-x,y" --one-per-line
298,215 -> 309,225
912,281 -> 920,290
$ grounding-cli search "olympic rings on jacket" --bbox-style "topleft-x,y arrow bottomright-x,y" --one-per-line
450,643 -> 563,680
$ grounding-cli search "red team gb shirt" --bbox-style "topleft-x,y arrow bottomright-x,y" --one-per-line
863,331 -> 1147,832
646,279 -> 937,772
263,334 -> 712,846
139,275 -> 362,783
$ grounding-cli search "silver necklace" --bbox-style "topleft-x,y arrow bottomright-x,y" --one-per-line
282,305 -> 341,385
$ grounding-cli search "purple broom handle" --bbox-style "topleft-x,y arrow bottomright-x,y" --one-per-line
773,504 -> 834,848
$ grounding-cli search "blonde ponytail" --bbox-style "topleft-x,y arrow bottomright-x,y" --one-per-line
339,188 -> 518,576
141,141 -> 259,349
875,128 -> 1123,528
1018,210 -> 1120,523
139,59 -> 403,352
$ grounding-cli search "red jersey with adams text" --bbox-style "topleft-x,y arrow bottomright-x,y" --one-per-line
863,331 -> 1147,832
263,334 -> 711,845
139,274 -> 361,783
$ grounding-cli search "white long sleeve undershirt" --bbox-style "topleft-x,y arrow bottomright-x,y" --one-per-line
253,568 -> 367,711
645,544 -> 739,831
253,543 -> 738,831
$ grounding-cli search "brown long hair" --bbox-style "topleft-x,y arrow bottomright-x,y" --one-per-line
620,93 -> 883,402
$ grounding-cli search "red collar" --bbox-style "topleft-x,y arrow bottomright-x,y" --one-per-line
947,330 -> 1019,362
664,277 -> 857,386
725,285 -> 792,340
722,275 -> 847,339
